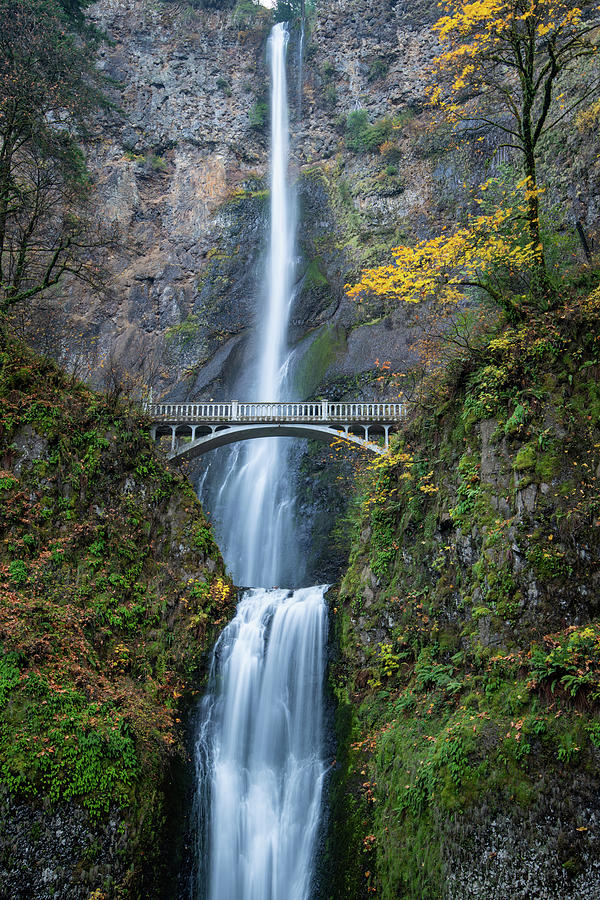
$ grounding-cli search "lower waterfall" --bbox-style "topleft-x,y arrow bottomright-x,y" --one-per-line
194,587 -> 327,900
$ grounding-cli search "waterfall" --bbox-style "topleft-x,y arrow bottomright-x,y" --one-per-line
191,22 -> 327,900
196,588 -> 326,900
205,21 -> 299,590
297,18 -> 305,118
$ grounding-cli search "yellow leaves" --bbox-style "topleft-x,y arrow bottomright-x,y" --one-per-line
576,98 -> 600,132
430,0 -> 590,122
537,20 -> 554,34
346,201 -> 536,308
429,85 -> 442,105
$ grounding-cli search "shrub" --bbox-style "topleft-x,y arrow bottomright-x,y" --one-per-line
249,100 -> 268,130
368,57 -> 389,81
345,110 -> 392,153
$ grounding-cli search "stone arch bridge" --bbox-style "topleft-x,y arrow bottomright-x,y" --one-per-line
147,401 -> 404,459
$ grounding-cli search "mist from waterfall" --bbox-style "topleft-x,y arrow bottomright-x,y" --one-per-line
192,23 -> 327,900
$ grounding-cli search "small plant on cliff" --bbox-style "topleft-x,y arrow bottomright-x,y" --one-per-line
249,99 -> 269,130
345,110 -> 392,154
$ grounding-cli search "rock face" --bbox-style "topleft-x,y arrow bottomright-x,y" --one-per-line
0,801 -> 128,900
61,0 -> 273,390
48,0 -> 438,397
33,0 -> 596,403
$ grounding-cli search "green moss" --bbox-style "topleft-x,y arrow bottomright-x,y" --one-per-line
165,314 -> 201,346
293,324 -> 347,398
303,258 -> 329,289
514,442 -> 537,471
249,99 -> 268,130
535,450 -> 561,480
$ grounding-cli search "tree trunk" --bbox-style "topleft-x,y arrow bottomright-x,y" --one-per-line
522,136 -> 553,306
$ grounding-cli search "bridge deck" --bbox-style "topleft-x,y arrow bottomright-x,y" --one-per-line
146,400 -> 403,424
146,401 -> 404,457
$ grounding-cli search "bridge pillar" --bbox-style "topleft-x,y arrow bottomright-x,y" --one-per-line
171,426 -> 176,452
150,426 -> 157,441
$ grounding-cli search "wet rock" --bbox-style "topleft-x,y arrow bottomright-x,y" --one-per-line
12,426 -> 49,475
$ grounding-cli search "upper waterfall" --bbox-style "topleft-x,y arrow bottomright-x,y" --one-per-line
201,21 -> 300,588
259,22 -> 295,403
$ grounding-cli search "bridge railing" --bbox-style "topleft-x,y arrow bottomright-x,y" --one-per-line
145,400 -> 404,423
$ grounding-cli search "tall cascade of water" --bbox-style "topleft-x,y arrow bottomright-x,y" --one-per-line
209,20 -> 298,590
192,23 -> 327,900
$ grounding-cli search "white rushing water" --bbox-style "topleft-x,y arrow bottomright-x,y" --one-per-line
192,23 -> 327,900
197,588 -> 327,900
208,21 -> 298,590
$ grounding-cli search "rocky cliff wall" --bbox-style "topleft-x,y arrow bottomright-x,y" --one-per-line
30,0 -> 436,399
23,0 -> 598,406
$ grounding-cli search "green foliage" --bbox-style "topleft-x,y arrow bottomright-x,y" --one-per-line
0,653 -> 21,707
233,0 -> 263,22
323,83 -> 337,107
414,649 -> 462,695
0,0 -> 109,312
149,154 -> 167,172
529,626 -> 600,698
249,99 -> 269,130
8,559 -> 28,587
0,339 -> 233,830
449,452 -> 480,530
504,402 -> 527,435
334,288 -> 600,898
274,0 -> 311,22
216,75 -> 232,96
369,482 -> 396,577
345,110 -> 392,154
368,57 -> 389,81
526,544 -> 571,580
0,673 -> 140,819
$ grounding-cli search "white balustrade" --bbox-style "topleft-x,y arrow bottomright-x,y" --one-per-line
147,400 -> 404,425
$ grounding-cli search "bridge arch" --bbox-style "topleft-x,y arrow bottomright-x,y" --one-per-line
163,423 -> 389,459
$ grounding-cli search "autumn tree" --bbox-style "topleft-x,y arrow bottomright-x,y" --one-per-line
429,0 -> 599,295
348,0 -> 600,318
0,0 -> 108,316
